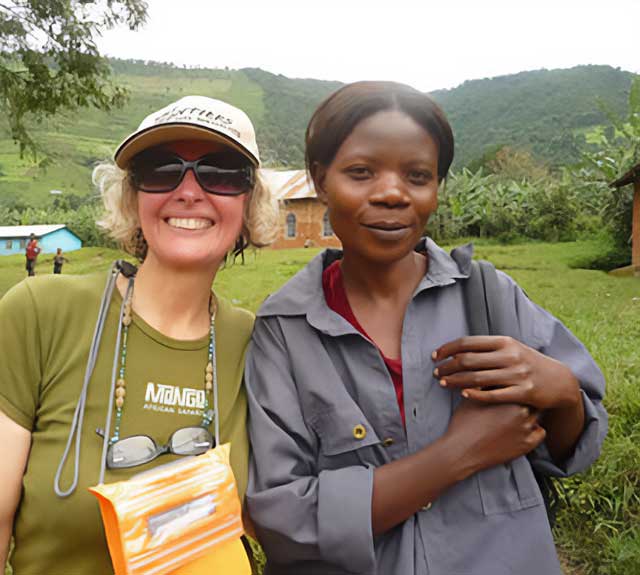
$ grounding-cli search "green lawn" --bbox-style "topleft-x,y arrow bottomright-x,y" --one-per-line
2,239 -> 639,574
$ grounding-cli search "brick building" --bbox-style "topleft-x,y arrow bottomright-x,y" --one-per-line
263,170 -> 342,249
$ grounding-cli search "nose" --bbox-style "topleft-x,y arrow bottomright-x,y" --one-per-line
173,169 -> 206,204
369,172 -> 410,208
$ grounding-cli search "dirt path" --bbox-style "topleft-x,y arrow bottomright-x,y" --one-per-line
560,552 -> 585,575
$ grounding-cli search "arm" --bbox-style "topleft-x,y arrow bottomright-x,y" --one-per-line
372,400 -> 545,535
0,281 -> 42,566
434,336 -> 584,463
433,271 -> 606,474
0,410 -> 30,567
246,317 -> 546,570
534,357 -> 584,464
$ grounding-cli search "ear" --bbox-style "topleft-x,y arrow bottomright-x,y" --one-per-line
311,162 -> 329,205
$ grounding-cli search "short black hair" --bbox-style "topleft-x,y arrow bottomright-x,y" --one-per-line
305,81 -> 454,184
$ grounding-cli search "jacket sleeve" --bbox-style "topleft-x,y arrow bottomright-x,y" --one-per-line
497,270 -> 608,477
244,315 -> 376,572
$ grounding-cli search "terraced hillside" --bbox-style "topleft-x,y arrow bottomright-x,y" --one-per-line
0,61 -> 635,206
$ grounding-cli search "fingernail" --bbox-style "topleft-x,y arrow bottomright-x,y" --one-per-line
431,350 -> 437,360
462,390 -> 469,398
440,379 -> 447,387
433,368 -> 439,377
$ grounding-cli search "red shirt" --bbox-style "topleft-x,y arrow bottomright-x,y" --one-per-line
322,260 -> 406,427
26,240 -> 40,260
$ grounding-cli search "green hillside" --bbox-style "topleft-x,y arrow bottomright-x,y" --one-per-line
433,65 -> 635,167
0,61 -> 635,206
0,61 -> 269,205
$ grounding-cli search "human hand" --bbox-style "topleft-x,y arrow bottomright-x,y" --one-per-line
432,336 -> 581,410
444,399 -> 546,475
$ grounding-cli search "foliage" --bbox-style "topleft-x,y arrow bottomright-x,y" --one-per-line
0,63 -> 636,204
430,165 -> 579,244
467,145 -> 550,181
0,61 -> 636,267
243,68 -> 341,167
0,191 -> 112,246
437,65 -> 636,169
563,76 -> 640,265
0,0 -> 147,155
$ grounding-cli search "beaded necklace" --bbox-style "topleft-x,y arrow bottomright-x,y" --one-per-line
110,277 -> 218,444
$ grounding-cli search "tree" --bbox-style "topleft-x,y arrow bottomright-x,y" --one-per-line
573,77 -> 640,261
0,0 -> 147,155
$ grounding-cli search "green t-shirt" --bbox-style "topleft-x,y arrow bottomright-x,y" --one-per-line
0,271 -> 253,575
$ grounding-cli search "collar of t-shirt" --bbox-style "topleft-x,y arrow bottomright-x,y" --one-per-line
321,259 -> 405,428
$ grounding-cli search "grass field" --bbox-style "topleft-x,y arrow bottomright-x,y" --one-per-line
2,239 -> 639,574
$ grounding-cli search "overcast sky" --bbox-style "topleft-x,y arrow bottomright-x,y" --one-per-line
97,0 -> 640,92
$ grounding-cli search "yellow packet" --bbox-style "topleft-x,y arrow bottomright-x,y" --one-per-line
89,444 -> 250,575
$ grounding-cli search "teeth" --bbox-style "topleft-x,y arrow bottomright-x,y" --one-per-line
167,218 -> 213,230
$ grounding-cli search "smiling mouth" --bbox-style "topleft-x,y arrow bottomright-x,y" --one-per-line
165,217 -> 213,230
362,221 -> 410,231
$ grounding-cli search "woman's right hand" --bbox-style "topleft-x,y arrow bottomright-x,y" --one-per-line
445,399 -> 546,476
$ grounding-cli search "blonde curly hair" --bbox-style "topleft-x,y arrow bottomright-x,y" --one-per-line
94,162 -> 277,261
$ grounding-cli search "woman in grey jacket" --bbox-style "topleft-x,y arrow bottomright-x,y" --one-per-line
245,81 -> 607,575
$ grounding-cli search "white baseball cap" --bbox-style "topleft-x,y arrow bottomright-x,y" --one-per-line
114,95 -> 260,168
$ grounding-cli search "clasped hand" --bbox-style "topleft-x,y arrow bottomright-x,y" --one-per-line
432,336 -> 580,410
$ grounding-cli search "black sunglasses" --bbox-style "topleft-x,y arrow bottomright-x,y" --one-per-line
97,425 -> 214,469
129,148 -> 255,196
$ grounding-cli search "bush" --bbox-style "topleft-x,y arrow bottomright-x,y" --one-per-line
431,169 -> 581,244
0,196 -> 114,249
526,184 -> 578,242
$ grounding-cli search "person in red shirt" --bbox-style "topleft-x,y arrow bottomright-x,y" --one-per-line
25,233 -> 41,277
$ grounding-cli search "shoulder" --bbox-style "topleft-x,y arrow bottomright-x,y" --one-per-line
1,272 -> 108,319
216,295 -> 255,341
25,271 -> 107,304
476,264 -> 561,348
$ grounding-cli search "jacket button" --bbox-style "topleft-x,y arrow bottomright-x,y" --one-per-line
353,424 -> 367,440
383,437 -> 394,447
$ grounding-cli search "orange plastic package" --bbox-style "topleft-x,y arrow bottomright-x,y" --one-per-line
89,444 -> 250,575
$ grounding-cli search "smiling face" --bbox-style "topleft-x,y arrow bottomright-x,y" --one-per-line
135,140 -> 248,271
314,109 -> 439,266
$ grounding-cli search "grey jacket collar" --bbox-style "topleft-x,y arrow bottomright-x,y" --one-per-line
257,238 -> 473,335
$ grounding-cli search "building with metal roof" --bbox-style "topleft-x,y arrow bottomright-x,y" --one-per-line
0,225 -> 82,256
262,170 -> 341,249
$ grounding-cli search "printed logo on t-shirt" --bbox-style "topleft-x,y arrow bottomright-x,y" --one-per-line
143,382 -> 205,416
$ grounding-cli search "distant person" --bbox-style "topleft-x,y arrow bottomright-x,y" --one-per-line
0,96 -> 276,575
245,81 -> 608,575
52,247 -> 68,274
25,233 -> 41,276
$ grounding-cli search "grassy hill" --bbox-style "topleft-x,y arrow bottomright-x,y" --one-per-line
433,65 -> 636,167
0,61 -> 635,206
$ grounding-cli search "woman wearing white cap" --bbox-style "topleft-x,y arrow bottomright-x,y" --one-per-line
0,96 -> 276,575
